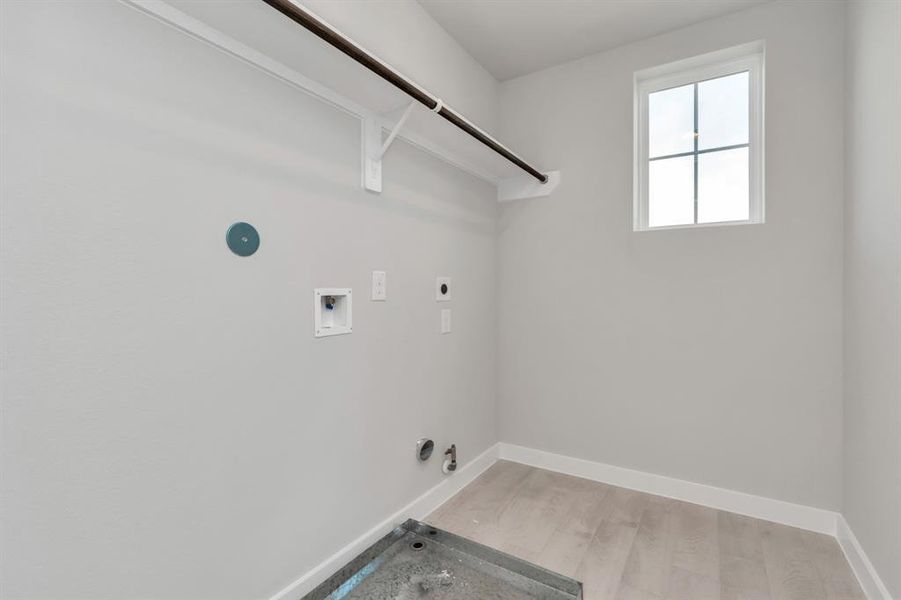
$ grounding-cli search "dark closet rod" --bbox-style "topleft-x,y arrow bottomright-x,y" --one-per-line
261,0 -> 549,184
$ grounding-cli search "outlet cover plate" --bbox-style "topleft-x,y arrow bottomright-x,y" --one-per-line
371,271 -> 386,301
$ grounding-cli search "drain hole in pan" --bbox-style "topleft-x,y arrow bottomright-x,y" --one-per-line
411,541 -> 425,551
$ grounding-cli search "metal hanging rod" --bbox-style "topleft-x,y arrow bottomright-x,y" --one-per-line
260,0 -> 549,184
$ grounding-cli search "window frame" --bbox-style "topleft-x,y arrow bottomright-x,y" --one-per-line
633,43 -> 765,231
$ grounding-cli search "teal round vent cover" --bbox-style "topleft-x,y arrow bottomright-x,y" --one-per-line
226,222 -> 259,257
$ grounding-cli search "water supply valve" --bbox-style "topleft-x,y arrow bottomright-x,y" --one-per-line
442,444 -> 457,474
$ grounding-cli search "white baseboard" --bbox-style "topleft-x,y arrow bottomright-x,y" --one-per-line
268,443 -> 500,600
498,443 -> 839,536
836,515 -> 895,600
502,443 -> 895,599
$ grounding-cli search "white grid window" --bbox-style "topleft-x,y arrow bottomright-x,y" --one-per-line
634,43 -> 765,231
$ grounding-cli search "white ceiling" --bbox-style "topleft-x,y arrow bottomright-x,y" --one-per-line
417,0 -> 769,81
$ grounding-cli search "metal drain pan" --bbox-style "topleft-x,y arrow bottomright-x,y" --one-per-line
302,519 -> 582,599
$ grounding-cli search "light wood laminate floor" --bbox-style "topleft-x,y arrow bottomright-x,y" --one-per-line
426,461 -> 864,600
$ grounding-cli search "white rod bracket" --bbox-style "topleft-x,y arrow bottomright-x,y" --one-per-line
379,101 -> 416,159
362,116 -> 382,192
364,101 -> 416,192
498,170 -> 561,202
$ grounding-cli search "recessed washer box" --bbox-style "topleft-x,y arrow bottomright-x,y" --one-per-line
314,288 -> 352,338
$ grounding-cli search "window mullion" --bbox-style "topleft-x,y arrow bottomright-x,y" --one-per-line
693,82 -> 699,224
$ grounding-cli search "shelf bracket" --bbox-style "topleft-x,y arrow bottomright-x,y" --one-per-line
379,101 -> 416,159
362,101 -> 417,193
362,116 -> 383,192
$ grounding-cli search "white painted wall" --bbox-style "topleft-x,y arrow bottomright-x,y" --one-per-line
0,2 -> 498,598
496,0 -> 845,511
843,0 -> 901,596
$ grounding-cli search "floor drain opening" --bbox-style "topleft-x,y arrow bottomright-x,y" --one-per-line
411,541 -> 425,551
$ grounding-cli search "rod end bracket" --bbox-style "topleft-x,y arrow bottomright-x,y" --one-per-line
498,170 -> 560,202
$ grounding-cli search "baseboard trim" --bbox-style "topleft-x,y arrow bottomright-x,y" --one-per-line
498,443 -> 839,536
836,515 -> 894,600
268,443 -> 500,600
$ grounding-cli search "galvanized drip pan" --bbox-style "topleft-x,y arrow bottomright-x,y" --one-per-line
302,519 -> 582,599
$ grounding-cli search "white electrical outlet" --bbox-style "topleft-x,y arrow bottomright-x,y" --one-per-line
371,271 -> 386,301
441,309 -> 452,334
436,276 -> 451,302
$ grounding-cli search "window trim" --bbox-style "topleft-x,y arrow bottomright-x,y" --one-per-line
633,42 -> 765,231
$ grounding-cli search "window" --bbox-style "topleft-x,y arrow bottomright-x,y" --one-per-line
634,43 -> 764,231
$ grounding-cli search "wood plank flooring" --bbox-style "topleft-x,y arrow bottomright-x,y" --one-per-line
426,461 -> 863,600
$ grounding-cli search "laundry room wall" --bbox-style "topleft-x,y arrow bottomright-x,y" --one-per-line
0,1 -> 499,598
496,0 -> 846,511
842,0 -> 901,596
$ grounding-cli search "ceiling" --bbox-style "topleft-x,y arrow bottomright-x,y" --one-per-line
417,0 -> 769,81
